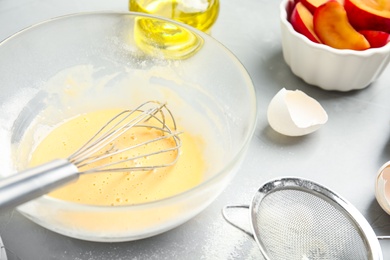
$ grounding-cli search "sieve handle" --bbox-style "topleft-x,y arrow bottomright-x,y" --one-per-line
0,233 -> 6,260
222,204 -> 254,238
0,159 -> 79,211
377,236 -> 390,240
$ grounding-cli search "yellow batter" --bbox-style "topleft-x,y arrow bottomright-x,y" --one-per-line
29,108 -> 205,206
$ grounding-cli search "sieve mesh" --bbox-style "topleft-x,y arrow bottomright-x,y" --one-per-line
251,185 -> 372,260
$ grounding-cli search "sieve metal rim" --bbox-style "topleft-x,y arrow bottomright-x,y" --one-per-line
249,176 -> 383,260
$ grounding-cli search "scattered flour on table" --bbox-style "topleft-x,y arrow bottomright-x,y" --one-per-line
199,217 -> 264,259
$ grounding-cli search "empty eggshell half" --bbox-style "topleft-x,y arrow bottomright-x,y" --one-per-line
375,161 -> 390,215
267,88 -> 328,136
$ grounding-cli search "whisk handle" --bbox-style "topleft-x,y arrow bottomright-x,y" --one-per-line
0,159 -> 79,211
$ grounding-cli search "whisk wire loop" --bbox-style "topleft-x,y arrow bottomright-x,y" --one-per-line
80,131 -> 182,173
69,104 -> 157,163
68,101 -> 181,173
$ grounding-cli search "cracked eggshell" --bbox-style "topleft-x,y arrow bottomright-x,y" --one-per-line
375,161 -> 390,215
267,88 -> 328,136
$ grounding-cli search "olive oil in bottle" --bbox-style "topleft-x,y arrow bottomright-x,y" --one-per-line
130,0 -> 218,59
129,0 -> 219,33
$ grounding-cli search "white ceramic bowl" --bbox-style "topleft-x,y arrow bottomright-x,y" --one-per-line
0,12 -> 257,242
280,0 -> 390,92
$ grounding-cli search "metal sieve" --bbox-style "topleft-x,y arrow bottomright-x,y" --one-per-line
223,177 -> 383,260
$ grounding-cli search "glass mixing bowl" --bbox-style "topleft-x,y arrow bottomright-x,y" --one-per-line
0,12 -> 257,242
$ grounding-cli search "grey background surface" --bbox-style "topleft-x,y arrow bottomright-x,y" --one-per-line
1,0 -> 390,259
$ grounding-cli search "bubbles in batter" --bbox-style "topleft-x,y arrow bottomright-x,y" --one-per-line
29,108 -> 205,206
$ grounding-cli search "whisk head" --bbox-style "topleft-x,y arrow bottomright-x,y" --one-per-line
67,101 -> 181,174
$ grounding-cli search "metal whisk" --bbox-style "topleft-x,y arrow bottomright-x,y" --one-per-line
0,101 -> 181,210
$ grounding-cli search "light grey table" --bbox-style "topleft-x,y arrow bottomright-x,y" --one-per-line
2,0 -> 390,259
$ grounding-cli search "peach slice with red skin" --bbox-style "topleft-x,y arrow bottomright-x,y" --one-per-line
290,2 -> 321,43
344,0 -> 390,33
301,0 -> 344,13
313,0 -> 370,50
359,30 -> 390,48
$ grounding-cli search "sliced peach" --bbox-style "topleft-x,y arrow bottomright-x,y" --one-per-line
359,30 -> 390,48
313,0 -> 370,50
290,2 -> 321,43
286,0 -> 297,19
301,0 -> 328,13
344,0 -> 390,33
300,0 -> 344,13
